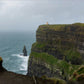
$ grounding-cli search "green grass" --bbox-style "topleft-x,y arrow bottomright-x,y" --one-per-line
64,49 -> 82,64
37,23 -> 84,32
30,52 -> 80,77
38,25 -> 67,31
30,52 -> 58,65
32,42 -> 46,49
32,42 -> 82,64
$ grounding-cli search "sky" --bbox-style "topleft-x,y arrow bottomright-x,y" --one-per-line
0,0 -> 84,32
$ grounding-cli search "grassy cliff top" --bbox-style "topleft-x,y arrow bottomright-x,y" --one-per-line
40,23 -> 84,27
37,23 -> 84,31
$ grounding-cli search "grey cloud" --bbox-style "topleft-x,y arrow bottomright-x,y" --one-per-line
0,0 -> 84,32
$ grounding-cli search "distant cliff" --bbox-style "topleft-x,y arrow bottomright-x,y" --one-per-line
28,23 -> 84,80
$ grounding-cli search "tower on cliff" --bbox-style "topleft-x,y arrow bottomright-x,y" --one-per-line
46,22 -> 49,25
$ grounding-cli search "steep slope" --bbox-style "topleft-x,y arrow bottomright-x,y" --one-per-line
0,57 -> 66,84
28,23 -> 84,79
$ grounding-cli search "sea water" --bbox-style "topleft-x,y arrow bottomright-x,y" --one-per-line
0,31 -> 36,75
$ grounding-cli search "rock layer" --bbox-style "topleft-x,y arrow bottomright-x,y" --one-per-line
35,23 -> 84,61
28,23 -> 84,79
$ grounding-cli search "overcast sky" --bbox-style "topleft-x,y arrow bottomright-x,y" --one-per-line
0,0 -> 84,32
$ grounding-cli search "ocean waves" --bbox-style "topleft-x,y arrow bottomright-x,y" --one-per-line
11,54 -> 29,75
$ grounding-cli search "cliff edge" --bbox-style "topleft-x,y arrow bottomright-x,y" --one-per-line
0,57 -> 66,84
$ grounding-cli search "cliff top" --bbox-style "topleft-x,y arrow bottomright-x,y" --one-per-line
40,23 -> 84,27
38,23 -> 84,32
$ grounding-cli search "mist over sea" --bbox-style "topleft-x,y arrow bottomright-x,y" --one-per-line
0,31 -> 35,75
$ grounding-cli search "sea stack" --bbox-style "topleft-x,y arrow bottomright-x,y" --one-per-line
23,45 -> 27,56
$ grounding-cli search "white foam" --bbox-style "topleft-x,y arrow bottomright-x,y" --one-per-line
11,53 -> 29,74
20,56 -> 29,71
12,54 -> 21,57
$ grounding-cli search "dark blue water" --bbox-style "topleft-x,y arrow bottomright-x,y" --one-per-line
0,31 -> 36,75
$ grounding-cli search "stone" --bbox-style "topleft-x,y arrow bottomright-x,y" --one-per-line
23,45 -> 27,56
0,57 -> 6,72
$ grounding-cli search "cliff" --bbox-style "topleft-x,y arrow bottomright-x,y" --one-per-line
28,23 -> 84,80
0,57 -> 83,84
0,57 -> 66,84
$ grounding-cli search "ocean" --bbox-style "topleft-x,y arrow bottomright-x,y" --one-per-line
0,31 -> 36,75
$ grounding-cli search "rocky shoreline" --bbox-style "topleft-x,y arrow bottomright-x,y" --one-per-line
0,57 -> 66,84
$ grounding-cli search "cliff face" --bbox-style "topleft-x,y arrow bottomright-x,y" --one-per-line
34,23 -> 84,62
0,57 -> 66,84
28,23 -> 84,79
28,53 -> 63,78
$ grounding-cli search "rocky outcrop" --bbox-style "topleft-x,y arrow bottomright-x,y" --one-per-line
0,57 -> 7,72
23,45 -> 27,56
28,55 -> 62,79
28,23 -> 84,80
